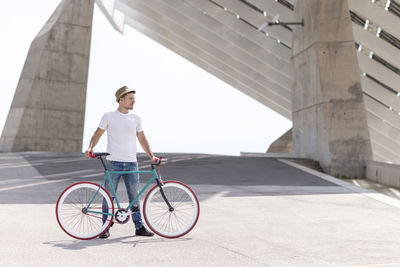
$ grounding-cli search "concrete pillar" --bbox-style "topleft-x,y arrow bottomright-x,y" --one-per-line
0,0 -> 94,152
291,0 -> 373,178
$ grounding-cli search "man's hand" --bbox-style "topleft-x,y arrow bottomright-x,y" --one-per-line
85,148 -> 93,158
151,155 -> 160,163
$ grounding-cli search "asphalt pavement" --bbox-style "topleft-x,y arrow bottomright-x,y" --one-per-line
1,152 -> 400,266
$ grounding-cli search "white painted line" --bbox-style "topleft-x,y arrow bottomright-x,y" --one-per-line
31,169 -> 99,179
352,179 -> 361,187
279,159 -> 400,209
169,158 -> 192,162
0,163 -> 43,169
138,155 -> 212,170
0,178 -> 70,192
388,188 -> 400,198
0,156 -> 22,160
81,172 -> 104,178
22,158 -> 87,165
0,178 -> 26,185
51,158 -> 89,164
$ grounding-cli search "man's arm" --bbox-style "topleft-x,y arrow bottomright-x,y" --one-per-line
84,127 -> 105,157
137,131 -> 159,163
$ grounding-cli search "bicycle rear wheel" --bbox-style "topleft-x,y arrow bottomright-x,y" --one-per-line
143,181 -> 200,238
56,182 -> 114,240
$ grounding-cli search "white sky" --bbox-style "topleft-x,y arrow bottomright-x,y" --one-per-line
0,1 -> 291,156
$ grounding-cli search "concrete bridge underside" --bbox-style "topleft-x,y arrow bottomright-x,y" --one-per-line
1,0 -> 399,177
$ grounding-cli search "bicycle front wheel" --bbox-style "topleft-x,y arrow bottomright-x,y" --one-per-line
56,182 -> 114,240
143,181 -> 200,238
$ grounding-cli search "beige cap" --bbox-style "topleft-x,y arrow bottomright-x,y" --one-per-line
115,86 -> 136,103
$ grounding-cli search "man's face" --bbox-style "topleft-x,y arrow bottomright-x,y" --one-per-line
120,93 -> 135,110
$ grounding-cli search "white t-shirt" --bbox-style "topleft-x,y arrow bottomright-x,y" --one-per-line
98,110 -> 143,162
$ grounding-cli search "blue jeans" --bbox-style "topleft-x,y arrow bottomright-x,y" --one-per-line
102,160 -> 143,229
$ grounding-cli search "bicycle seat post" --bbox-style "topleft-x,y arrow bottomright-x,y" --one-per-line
99,156 -> 108,171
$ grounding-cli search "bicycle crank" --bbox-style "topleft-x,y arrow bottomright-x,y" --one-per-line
115,209 -> 130,224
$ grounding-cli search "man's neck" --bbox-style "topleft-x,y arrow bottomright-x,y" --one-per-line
118,107 -> 129,114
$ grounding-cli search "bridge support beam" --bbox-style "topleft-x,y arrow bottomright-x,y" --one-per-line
267,129 -> 293,154
0,0 -> 94,152
291,0 -> 373,178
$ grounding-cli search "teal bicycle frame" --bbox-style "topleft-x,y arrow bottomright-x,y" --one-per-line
85,157 -> 166,218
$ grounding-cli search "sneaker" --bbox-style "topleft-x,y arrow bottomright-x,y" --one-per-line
99,229 -> 110,239
135,226 -> 154,237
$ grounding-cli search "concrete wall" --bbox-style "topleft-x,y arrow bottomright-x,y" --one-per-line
366,160 -> 400,188
267,129 -> 293,154
291,0 -> 373,178
0,0 -> 94,152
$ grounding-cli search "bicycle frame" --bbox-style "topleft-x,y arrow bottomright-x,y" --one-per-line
85,161 -> 162,218
56,154 -> 199,239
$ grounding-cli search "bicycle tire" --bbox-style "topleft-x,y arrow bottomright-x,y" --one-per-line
143,181 -> 200,238
56,182 -> 114,240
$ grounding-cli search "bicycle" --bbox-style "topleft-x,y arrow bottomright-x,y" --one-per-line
55,152 -> 200,240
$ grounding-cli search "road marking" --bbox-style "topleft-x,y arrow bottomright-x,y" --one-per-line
30,169 -> 99,179
0,163 -> 12,167
388,188 -> 400,198
0,163 -> 43,169
49,158 -> 89,164
279,159 -> 400,209
0,169 -> 100,180
81,172 -> 104,178
0,156 -> 22,160
0,178 -> 26,185
19,158 -> 88,165
0,178 -> 70,192
352,179 -> 361,187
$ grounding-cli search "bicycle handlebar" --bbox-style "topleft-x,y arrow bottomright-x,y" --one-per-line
151,157 -> 167,166
88,152 -> 109,158
88,152 -> 167,168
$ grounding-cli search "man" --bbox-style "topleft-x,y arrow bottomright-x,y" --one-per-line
85,86 -> 158,238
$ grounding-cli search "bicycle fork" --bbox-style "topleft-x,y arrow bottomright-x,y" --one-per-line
156,179 -> 174,212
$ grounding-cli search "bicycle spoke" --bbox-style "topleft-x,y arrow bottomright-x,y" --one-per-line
56,182 -> 114,239
143,182 -> 199,238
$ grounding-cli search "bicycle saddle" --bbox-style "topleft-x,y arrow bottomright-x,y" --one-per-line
90,152 -> 110,158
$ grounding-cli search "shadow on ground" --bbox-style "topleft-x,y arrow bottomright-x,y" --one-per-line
43,236 -> 192,250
